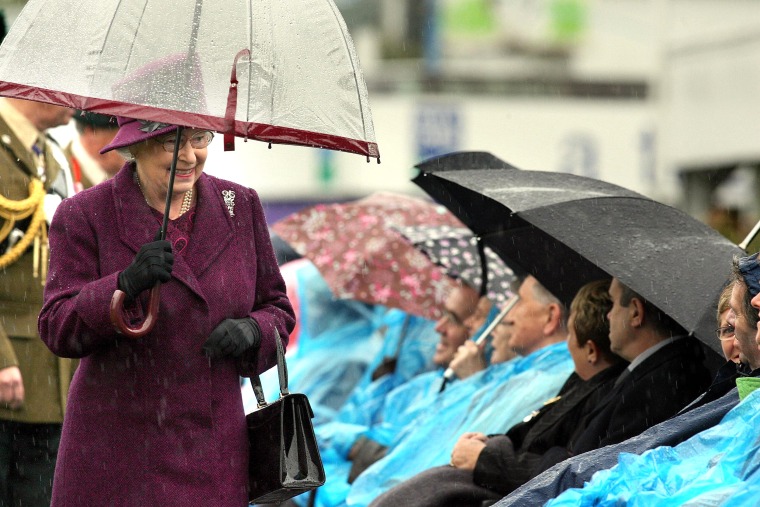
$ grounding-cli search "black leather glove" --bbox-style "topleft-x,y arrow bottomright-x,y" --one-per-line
117,240 -> 174,300
203,318 -> 261,359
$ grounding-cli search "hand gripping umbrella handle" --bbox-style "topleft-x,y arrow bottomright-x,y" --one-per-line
439,294 -> 520,392
109,129 -> 183,338
110,284 -> 161,338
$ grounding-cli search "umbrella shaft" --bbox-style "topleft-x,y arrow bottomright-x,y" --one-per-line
442,293 -> 520,381
160,126 -> 185,240
474,294 -> 519,347
740,218 -> 760,251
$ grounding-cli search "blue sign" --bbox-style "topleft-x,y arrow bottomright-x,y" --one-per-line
416,104 -> 461,160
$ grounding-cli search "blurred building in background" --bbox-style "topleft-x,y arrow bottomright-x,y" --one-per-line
3,0 -> 759,245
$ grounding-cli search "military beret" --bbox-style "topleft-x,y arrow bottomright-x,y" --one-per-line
73,110 -> 118,129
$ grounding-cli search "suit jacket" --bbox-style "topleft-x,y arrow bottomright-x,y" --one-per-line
0,113 -> 75,423
566,336 -> 712,457
473,363 -> 627,495
39,164 -> 295,506
495,362 -> 751,507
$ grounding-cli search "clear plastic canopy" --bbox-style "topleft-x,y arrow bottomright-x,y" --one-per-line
0,0 -> 378,158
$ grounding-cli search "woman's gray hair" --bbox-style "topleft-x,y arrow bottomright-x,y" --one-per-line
116,147 -> 133,160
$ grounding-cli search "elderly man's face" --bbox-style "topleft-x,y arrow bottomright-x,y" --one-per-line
34,103 -> 74,130
433,285 -> 478,366
505,276 -> 551,356
730,283 -> 760,370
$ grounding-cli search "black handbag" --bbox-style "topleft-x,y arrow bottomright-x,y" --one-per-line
247,330 -> 326,504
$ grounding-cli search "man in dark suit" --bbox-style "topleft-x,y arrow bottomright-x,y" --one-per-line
497,258 -> 760,507
550,277 -> 713,463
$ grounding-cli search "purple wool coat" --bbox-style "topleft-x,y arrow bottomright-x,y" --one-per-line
38,164 -> 295,506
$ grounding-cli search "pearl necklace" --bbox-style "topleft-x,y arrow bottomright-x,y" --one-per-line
135,173 -> 194,218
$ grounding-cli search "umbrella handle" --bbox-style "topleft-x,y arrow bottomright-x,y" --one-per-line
110,284 -> 161,338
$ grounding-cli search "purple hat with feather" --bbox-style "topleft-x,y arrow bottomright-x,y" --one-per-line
99,116 -> 178,154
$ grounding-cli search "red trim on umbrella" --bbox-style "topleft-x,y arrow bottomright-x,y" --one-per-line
0,81 -> 380,159
224,49 -> 250,152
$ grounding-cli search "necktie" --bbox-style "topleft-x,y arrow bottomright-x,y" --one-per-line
31,136 -> 47,182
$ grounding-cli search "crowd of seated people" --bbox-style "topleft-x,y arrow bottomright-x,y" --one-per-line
267,233 -> 757,507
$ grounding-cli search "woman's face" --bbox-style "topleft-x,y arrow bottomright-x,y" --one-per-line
566,312 -> 594,381
133,129 -> 209,199
464,297 -> 492,338
718,308 -> 740,363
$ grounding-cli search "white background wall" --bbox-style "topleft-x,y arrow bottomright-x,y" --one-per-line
201,94 -> 658,200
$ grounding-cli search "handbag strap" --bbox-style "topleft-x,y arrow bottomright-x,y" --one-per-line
250,328 -> 289,408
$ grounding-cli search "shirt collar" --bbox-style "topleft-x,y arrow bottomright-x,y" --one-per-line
627,334 -> 686,372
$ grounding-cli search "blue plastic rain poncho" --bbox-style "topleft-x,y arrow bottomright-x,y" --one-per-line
345,341 -> 573,507
315,303 -> 502,461
351,307 -> 441,401
546,387 -> 760,507
244,260 -> 384,424
305,306 -> 515,507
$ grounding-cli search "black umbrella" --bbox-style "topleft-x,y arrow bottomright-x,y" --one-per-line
413,154 -> 744,356
415,151 -> 520,172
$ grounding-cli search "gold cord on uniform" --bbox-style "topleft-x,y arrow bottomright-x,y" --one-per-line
0,178 -> 48,284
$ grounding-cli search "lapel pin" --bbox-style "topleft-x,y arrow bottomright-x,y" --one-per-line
222,190 -> 236,217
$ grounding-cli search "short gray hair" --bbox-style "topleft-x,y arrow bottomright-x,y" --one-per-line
531,278 -> 567,328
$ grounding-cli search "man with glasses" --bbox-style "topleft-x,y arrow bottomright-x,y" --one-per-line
431,282 -> 481,368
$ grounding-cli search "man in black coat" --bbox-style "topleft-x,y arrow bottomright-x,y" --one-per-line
496,259 -> 760,507
538,277 -> 713,469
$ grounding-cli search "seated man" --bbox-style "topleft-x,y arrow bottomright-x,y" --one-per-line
533,270 -> 760,505
545,277 -> 712,464
496,257 -> 760,507
369,279 -> 626,507
346,276 -> 574,507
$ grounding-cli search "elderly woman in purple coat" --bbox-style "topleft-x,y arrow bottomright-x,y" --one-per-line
38,117 -> 295,506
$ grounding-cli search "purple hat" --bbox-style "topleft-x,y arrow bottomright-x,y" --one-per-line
738,252 -> 760,299
99,116 -> 178,154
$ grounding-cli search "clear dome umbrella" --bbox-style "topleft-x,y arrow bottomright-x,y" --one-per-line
0,0 -> 379,337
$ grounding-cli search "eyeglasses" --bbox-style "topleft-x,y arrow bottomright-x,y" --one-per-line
441,309 -> 466,328
156,131 -> 214,152
715,325 -> 735,340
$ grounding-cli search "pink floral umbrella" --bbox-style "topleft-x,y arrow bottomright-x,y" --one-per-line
272,192 -> 463,320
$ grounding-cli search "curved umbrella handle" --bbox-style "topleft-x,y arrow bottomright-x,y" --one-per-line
110,284 -> 161,338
